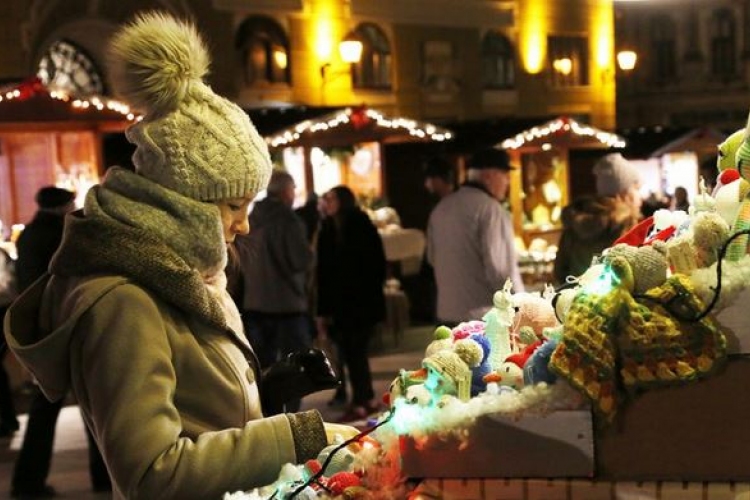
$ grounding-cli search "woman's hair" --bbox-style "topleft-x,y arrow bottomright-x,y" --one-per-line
330,185 -> 357,212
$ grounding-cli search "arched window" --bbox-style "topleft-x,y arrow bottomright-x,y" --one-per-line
37,40 -> 104,95
710,8 -> 736,78
481,31 -> 515,89
351,23 -> 392,89
235,16 -> 290,86
650,14 -> 677,82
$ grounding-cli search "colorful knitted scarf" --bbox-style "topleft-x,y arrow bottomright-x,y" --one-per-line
549,270 -> 727,423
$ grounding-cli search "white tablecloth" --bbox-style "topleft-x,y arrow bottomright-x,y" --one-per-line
379,228 -> 425,276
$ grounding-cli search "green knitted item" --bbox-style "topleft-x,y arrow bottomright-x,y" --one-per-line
550,269 -> 727,423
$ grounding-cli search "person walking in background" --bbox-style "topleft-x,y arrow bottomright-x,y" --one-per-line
295,192 -> 321,244
236,170 -> 314,413
421,156 -> 457,323
553,152 -> 642,286
423,156 -> 456,200
673,186 -> 690,212
427,147 -> 524,326
10,186 -> 111,498
5,13 -> 356,499
0,247 -> 19,439
316,185 -> 386,423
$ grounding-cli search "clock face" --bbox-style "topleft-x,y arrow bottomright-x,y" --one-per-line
37,40 -> 104,95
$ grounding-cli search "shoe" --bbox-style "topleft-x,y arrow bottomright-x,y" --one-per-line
336,405 -> 369,423
10,484 -> 57,498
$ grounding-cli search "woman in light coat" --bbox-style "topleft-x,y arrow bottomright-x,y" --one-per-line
4,13 -> 355,499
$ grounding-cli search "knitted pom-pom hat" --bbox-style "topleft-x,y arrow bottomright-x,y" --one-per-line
107,12 -> 271,201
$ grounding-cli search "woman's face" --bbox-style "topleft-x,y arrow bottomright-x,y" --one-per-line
215,196 -> 253,243
321,191 -> 340,217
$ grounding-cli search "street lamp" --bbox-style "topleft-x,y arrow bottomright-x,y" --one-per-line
320,32 -> 363,81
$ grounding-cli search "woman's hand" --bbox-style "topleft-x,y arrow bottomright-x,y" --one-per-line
323,422 -> 360,444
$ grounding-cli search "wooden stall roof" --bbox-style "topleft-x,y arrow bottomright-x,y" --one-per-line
497,116 -> 626,152
265,105 -> 453,149
649,127 -> 727,158
0,78 -> 137,132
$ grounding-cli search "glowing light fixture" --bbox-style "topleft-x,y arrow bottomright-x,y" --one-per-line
617,50 -> 638,71
273,48 -> 288,70
553,57 -> 573,75
338,32 -> 363,64
320,32 -> 363,81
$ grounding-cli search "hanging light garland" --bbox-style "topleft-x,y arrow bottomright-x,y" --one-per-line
500,116 -> 626,150
0,77 -> 140,122
266,106 -> 453,148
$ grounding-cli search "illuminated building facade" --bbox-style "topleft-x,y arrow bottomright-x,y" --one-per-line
0,0 -> 617,129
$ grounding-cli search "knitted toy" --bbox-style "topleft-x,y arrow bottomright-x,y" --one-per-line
482,279 -> 516,370
549,255 -> 727,423
603,242 -> 669,294
424,325 -> 453,357
510,291 -> 558,346
667,211 -> 729,272
422,338 -> 483,402
467,333 -> 492,396
383,367 -> 427,408
717,128 -> 745,172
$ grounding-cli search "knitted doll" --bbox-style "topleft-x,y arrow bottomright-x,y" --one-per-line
482,280 -> 516,371
422,338 -> 483,403
603,242 -> 669,294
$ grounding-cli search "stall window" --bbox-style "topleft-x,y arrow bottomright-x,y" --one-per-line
481,31 -> 515,89
710,9 -> 736,79
547,35 -> 589,87
650,14 -> 677,82
352,23 -> 392,89
235,16 -> 290,86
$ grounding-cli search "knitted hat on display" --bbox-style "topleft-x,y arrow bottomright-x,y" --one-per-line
422,347 -> 474,402
107,12 -> 271,202
593,153 -> 640,197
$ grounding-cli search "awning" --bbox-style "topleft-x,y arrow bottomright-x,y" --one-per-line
649,127 -> 727,158
498,116 -> 626,152
0,77 -> 137,131
265,105 -> 453,149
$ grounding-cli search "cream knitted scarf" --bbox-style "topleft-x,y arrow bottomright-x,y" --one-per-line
50,167 -> 243,335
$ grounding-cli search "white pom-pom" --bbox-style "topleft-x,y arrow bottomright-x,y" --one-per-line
107,12 -> 210,115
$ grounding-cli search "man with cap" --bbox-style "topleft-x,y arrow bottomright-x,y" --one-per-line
423,156 -> 456,200
427,147 -> 524,326
553,152 -> 642,285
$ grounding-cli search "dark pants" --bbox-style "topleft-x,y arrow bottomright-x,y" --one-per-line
331,324 -> 375,406
0,307 -> 19,433
12,389 -> 111,492
0,353 -> 18,432
243,312 -> 312,413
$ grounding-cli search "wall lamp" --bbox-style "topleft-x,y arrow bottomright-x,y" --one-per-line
616,50 -> 637,72
320,32 -> 363,81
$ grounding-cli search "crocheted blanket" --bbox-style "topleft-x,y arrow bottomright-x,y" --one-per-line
549,273 -> 727,423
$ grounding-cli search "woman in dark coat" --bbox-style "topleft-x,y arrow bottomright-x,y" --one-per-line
316,185 -> 386,422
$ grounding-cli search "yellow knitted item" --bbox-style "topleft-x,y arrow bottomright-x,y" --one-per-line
550,267 -> 727,423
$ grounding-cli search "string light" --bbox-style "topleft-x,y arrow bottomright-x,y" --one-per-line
266,106 -> 453,147
500,116 -> 626,150
0,80 -> 140,122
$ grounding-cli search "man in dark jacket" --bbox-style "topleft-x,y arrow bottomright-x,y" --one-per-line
12,186 -> 111,498
236,171 -> 314,413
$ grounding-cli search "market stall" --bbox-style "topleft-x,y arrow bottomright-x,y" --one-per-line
223,142 -> 750,498
265,105 -> 452,343
0,78 -> 137,234
265,105 -> 453,206
498,116 -> 627,287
